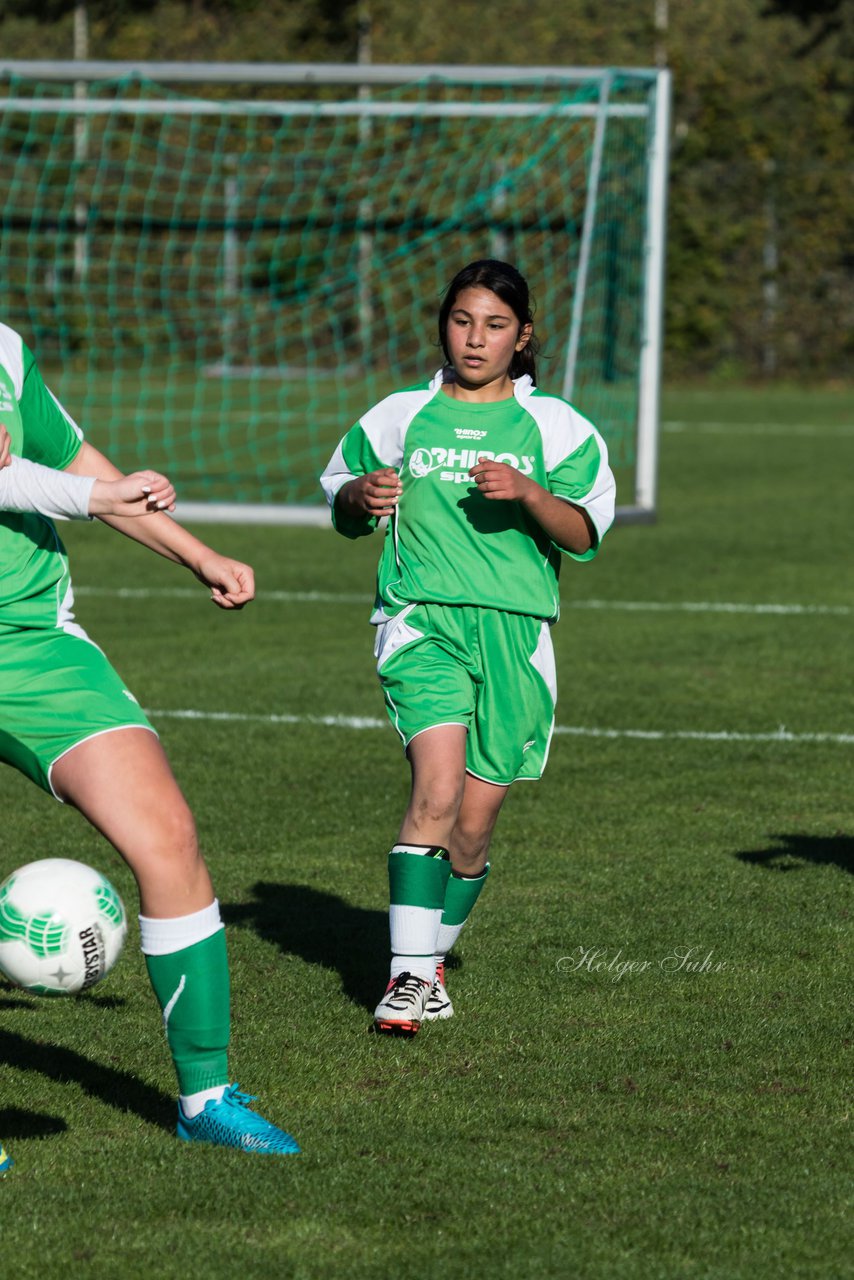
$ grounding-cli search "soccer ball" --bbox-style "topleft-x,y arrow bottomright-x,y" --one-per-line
0,858 -> 127,996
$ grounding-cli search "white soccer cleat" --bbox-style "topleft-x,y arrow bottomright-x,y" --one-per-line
373,971 -> 431,1035
423,961 -> 454,1021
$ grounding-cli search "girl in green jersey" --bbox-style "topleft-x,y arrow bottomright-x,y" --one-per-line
0,423 -> 179,1178
0,328 -> 299,1154
321,261 -> 616,1034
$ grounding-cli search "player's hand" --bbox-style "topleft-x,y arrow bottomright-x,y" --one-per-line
344,468 -> 402,518
194,553 -> 255,610
0,425 -> 11,469
88,470 -> 177,516
469,456 -> 535,502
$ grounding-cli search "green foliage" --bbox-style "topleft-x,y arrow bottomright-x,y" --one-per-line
0,0 -> 851,373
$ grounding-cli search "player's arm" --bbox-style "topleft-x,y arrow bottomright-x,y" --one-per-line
88,470 -> 176,516
64,441 -> 254,609
468,457 -> 595,555
0,424 -> 10,469
0,454 -> 175,521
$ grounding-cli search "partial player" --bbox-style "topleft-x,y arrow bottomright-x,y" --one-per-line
0,333 -> 299,1154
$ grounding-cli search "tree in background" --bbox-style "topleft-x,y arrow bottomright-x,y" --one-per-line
2,0 -> 851,378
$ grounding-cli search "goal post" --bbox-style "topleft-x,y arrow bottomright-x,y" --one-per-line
0,61 -> 670,523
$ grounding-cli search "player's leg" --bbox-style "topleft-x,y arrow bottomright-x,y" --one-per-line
51,729 -> 226,1115
373,607 -> 475,1034
373,724 -> 467,1032
51,727 -> 209,914
3,624 -> 297,1154
51,726 -> 299,1153
426,609 -> 556,1020
424,774 -> 506,1020
1,629 -> 293,1151
399,722 -> 469,847
450,773 -> 509,876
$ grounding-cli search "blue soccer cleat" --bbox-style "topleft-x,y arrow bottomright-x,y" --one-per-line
177,1084 -> 300,1154
0,1142 -> 13,1174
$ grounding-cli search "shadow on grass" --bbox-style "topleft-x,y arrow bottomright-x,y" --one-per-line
0,1029 -> 174,1131
737,833 -> 854,875
223,882 -> 395,1012
0,986 -> 126,1011
0,1106 -> 67,1140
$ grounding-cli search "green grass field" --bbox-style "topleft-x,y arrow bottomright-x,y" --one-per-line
1,385 -> 852,1279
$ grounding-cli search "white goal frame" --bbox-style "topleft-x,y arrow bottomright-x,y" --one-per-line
0,61 -> 671,524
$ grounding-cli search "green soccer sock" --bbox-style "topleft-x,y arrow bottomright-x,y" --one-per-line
144,930 -> 231,1097
387,844 -> 451,983
435,863 -> 491,959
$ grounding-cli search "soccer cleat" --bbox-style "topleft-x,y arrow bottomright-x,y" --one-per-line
373,971 -> 431,1035
423,961 -> 454,1021
0,1142 -> 12,1174
177,1083 -> 300,1154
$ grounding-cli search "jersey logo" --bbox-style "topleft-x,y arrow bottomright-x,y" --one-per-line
409,447 -> 442,477
408,447 -> 534,483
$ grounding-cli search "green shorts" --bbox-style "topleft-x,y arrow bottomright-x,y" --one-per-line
374,602 -> 557,785
0,624 -> 155,797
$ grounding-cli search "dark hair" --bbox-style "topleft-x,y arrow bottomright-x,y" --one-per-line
438,259 -> 539,383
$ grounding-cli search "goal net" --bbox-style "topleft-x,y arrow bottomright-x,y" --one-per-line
0,62 -> 670,521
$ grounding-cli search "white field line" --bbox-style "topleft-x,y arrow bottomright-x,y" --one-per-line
53,413 -> 854,434
74,585 -> 368,604
662,420 -> 854,436
73,585 -> 852,617
568,600 -> 852,617
146,707 -> 854,747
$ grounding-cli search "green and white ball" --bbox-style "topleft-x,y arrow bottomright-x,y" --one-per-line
0,858 -> 127,996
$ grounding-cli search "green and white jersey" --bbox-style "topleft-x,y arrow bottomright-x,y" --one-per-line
320,371 -> 616,623
0,323 -> 84,632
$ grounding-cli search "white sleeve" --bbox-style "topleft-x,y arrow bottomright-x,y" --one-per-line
0,457 -> 96,520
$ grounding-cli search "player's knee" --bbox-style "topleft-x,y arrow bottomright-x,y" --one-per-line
453,840 -> 489,872
159,800 -> 199,862
452,819 -> 491,867
412,780 -> 464,828
131,798 -> 199,868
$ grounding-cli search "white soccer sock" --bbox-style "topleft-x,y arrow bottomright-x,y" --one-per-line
179,1084 -> 228,1119
434,919 -> 467,962
390,953 -> 436,985
388,902 -> 441,985
138,899 -> 223,956
388,902 -> 443,956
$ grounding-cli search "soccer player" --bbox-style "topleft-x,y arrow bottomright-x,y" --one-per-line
0,426 -> 178,1178
0,324 -> 299,1152
320,260 -> 616,1035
